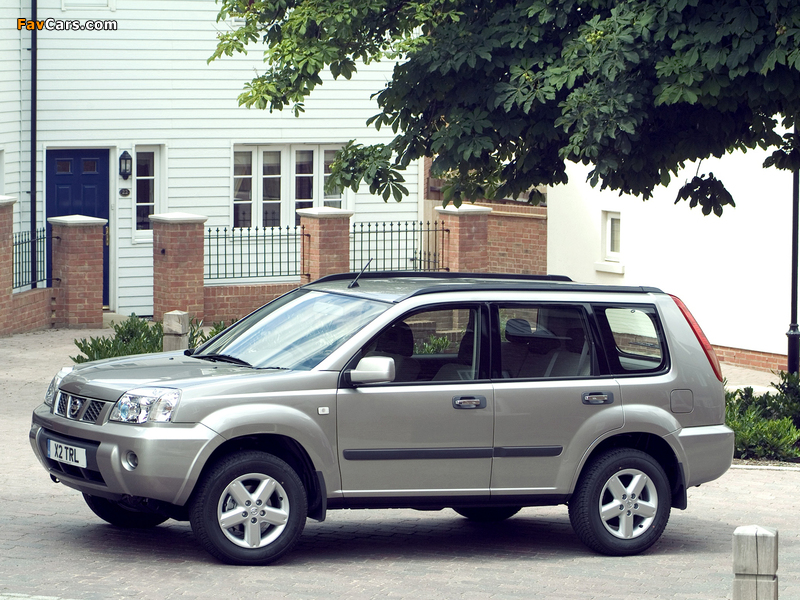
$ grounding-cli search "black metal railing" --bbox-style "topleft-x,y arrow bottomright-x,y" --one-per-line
205,225 -> 304,280
351,221 -> 449,272
13,227 -> 47,290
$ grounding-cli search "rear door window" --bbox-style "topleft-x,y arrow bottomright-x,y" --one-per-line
496,305 -> 595,379
599,306 -> 666,374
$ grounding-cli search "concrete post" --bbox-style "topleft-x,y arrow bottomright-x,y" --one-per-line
163,310 -> 190,352
150,212 -> 208,323
48,214 -> 107,328
0,196 -> 16,336
733,525 -> 779,600
434,204 -> 492,273
297,207 -> 354,283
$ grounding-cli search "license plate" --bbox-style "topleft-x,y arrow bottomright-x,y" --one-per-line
47,439 -> 87,468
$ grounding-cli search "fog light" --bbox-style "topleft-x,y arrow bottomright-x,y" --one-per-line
125,451 -> 139,470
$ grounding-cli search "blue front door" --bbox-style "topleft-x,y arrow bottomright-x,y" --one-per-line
46,149 -> 110,306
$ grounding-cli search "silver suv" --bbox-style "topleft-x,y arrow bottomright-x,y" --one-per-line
30,273 -> 734,564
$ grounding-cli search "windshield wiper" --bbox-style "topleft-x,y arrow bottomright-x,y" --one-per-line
195,353 -> 253,367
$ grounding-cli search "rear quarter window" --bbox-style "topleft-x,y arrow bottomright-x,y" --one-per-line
598,305 -> 666,375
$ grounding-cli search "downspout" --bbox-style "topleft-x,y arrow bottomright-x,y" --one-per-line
30,0 -> 38,288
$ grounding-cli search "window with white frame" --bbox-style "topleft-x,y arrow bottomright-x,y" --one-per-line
232,145 -> 343,229
62,0 -> 115,9
135,146 -> 159,231
603,211 -> 621,262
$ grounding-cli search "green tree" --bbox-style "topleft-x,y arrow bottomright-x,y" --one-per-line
211,0 -> 800,215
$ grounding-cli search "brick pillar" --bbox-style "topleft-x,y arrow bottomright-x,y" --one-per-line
0,196 -> 16,336
435,204 -> 492,273
298,207 -> 354,283
151,212 -> 208,323
48,215 -> 107,328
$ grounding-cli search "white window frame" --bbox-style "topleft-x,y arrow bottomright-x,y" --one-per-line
232,144 -> 347,229
62,0 -> 116,10
603,211 -> 621,262
132,145 -> 163,241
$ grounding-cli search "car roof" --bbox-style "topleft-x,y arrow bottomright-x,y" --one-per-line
304,272 -> 664,303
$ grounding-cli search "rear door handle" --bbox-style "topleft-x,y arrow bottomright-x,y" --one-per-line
582,392 -> 614,405
453,395 -> 487,409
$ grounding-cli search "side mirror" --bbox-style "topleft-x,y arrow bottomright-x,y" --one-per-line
349,356 -> 396,384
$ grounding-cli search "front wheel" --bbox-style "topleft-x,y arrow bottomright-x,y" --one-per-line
83,494 -> 168,528
189,451 -> 307,565
568,448 -> 671,556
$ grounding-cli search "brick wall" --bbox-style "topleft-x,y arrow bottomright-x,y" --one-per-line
713,344 -> 787,373
204,282 -> 299,323
0,199 -> 13,336
11,288 -> 56,333
151,214 -> 207,322
435,205 -> 492,272
50,216 -> 106,329
479,200 -> 547,275
299,208 -> 352,283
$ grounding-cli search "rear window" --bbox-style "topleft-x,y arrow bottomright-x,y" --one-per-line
600,306 -> 666,374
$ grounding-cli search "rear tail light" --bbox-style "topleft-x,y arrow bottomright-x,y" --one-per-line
669,294 -> 723,382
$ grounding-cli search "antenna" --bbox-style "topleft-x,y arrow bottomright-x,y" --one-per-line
348,258 -> 373,288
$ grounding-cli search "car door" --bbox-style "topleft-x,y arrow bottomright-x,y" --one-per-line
336,304 -> 494,499
490,303 -> 623,495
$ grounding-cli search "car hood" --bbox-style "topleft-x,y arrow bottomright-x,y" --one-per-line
59,352 -> 288,402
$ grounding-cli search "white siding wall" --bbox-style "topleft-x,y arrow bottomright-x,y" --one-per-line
547,152 -> 794,356
1,2 -> 26,217
23,0 -> 417,315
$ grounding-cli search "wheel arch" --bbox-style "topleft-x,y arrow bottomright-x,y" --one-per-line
188,433 -> 327,521
575,433 -> 687,510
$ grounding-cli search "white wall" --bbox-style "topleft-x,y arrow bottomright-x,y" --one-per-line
19,0 -> 418,315
0,2 -> 26,216
548,151 -> 794,355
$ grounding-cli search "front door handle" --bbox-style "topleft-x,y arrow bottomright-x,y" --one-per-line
453,395 -> 487,409
582,391 -> 614,405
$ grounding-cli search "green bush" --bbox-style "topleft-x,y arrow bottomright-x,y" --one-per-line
414,334 -> 451,354
72,315 -> 232,364
725,371 -> 800,461
72,315 -> 163,363
725,401 -> 800,461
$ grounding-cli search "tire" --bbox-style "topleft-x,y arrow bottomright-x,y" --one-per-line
568,448 -> 671,556
189,451 -> 307,566
453,506 -> 522,522
83,494 -> 168,528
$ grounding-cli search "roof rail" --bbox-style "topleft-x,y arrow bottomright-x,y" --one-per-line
312,271 -> 573,285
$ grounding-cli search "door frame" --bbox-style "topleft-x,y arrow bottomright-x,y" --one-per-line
43,145 -> 117,311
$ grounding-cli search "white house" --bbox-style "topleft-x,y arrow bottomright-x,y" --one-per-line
547,149 -> 795,365
2,0 -> 422,316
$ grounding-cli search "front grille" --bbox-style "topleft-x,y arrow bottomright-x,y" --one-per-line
53,392 -> 108,425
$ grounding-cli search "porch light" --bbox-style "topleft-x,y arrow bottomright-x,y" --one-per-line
119,151 -> 132,180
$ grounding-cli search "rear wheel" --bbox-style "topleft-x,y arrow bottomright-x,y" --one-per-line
569,448 -> 671,556
453,506 -> 522,522
83,494 -> 168,528
189,451 -> 307,565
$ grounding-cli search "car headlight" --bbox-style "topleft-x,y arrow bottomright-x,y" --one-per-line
44,367 -> 74,407
110,388 -> 181,424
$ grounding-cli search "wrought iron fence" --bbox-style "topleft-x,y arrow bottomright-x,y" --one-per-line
13,227 -> 47,290
351,221 -> 449,272
205,225 -> 304,280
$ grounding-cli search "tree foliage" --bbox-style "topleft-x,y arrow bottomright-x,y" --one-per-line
211,0 -> 800,215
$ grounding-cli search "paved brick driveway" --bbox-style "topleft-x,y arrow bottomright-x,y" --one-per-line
1,329 -> 797,600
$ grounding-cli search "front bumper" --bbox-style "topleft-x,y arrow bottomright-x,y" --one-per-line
30,403 -> 222,506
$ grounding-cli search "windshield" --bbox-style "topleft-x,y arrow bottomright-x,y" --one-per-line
195,289 -> 389,370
